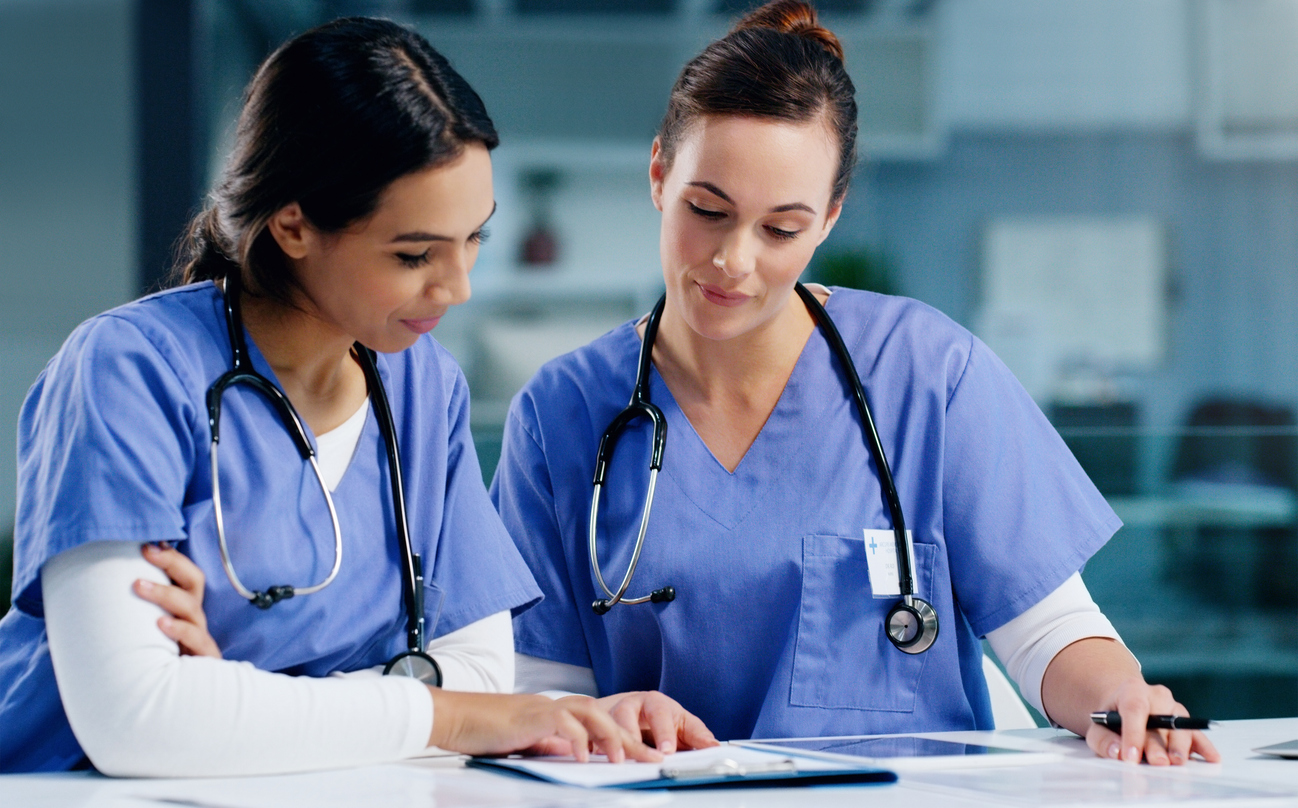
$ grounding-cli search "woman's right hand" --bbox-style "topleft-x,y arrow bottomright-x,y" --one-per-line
428,690 -> 662,762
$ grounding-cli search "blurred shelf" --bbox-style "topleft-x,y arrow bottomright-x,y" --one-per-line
1108,486 -> 1297,529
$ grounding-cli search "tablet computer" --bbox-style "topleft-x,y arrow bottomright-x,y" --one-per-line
736,735 -> 1059,770
1254,739 -> 1298,759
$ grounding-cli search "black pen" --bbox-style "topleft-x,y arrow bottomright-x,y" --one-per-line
1090,711 -> 1212,731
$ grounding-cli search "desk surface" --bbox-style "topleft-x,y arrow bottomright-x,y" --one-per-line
4,719 -> 1298,807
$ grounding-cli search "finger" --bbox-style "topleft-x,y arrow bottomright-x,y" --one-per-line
1087,723 -> 1123,761
643,701 -> 679,755
1143,729 -> 1170,766
1165,728 -> 1193,765
133,579 -> 206,628
157,616 -> 222,659
1116,692 -> 1151,764
553,709 -> 592,763
677,712 -> 719,750
141,544 -> 205,597
576,701 -> 661,763
1189,730 -> 1221,763
605,697 -> 646,738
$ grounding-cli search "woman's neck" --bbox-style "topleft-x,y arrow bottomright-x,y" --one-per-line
648,289 -> 817,471
236,287 -> 368,435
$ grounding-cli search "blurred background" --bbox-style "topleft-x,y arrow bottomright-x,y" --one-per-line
3,0 -> 1298,723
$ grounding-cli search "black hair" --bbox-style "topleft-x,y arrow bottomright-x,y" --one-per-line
176,16 -> 498,304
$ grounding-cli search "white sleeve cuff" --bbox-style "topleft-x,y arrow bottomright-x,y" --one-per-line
985,572 -> 1129,717
514,653 -> 599,697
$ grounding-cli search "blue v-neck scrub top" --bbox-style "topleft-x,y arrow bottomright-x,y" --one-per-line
0,283 -> 542,773
492,288 -> 1121,742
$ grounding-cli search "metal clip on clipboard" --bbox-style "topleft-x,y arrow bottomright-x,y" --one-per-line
660,757 -> 798,780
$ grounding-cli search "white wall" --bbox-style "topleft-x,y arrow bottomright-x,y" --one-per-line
0,0 -> 135,526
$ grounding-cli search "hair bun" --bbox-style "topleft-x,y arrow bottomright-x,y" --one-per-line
733,0 -> 844,62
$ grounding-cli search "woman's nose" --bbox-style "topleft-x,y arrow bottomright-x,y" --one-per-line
429,249 -> 473,305
713,230 -> 755,278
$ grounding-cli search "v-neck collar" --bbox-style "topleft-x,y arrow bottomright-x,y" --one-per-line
645,292 -> 844,529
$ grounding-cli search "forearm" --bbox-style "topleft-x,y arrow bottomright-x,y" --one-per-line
1040,636 -> 1142,736
44,541 -> 432,777
514,653 -> 599,698
429,610 -> 514,692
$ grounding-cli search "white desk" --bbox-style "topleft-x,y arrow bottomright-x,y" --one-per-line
4,719 -> 1298,807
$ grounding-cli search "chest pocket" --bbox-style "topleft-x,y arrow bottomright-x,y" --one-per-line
791,534 -> 936,712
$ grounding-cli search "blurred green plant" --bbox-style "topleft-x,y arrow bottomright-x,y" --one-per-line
807,247 -> 898,296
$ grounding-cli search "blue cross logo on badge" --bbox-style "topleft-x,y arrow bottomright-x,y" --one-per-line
868,536 -> 878,554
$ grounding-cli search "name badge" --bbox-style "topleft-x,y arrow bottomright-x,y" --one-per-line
863,529 -> 907,598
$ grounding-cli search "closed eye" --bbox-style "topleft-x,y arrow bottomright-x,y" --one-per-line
766,225 -> 802,241
470,227 -> 491,245
395,249 -> 431,268
687,202 -> 725,221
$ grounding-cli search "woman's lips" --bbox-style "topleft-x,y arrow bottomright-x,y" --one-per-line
698,283 -> 751,308
401,315 -> 443,334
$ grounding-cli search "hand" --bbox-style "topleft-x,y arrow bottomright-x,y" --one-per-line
595,690 -> 718,754
135,542 -> 222,659
428,690 -> 662,762
1085,676 -> 1220,765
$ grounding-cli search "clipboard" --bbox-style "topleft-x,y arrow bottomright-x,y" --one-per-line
467,745 -> 896,789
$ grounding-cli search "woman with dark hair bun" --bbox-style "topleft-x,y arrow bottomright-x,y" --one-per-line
0,16 -> 692,775
495,0 -> 1218,766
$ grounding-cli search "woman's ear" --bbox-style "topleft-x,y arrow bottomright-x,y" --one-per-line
266,203 -> 311,260
815,201 -> 844,247
649,138 -> 666,212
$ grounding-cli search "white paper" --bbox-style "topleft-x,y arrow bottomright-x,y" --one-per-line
864,529 -> 905,598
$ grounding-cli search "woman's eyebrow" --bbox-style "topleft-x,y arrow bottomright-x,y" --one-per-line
686,182 -> 815,215
389,202 -> 497,244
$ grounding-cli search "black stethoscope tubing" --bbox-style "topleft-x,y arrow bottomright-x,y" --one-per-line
207,272 -> 441,684
588,282 -> 939,654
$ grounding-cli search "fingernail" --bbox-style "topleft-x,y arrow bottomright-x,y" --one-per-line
159,616 -> 173,629
661,742 -> 675,755
143,544 -> 161,555
1108,743 -> 1121,759
136,580 -> 154,592
1170,751 -> 1184,763
1127,746 -> 1141,763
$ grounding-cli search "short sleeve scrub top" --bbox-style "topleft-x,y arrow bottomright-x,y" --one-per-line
0,283 -> 542,772
492,288 -> 1121,742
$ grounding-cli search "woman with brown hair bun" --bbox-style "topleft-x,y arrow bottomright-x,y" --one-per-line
495,0 -> 1218,766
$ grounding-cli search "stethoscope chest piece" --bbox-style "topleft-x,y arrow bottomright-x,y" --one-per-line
886,596 -> 939,655
383,649 -> 443,687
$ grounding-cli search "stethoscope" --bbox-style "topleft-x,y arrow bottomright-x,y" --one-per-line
588,282 -> 940,654
207,271 -> 444,684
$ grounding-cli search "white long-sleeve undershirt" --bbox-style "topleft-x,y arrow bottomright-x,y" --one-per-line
514,572 -> 1126,719
40,398 -> 514,777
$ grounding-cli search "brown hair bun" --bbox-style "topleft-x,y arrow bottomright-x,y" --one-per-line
733,0 -> 845,62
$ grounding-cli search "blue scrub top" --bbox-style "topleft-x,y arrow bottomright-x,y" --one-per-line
493,288 -> 1120,742
0,283 -> 542,772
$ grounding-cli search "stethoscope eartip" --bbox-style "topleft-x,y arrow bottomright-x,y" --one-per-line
592,599 -> 613,615
650,586 -> 675,603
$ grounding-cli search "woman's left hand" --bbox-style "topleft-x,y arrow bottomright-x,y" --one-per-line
1086,676 -> 1219,765
595,691 -> 718,754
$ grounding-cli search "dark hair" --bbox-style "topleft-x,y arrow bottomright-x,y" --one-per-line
657,0 -> 857,207
176,17 -> 499,304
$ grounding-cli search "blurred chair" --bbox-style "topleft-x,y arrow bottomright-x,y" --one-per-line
1049,402 -> 1139,496
1168,397 -> 1298,608
982,655 -> 1038,730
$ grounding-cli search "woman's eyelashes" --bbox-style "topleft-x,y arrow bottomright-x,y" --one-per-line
395,249 -> 431,268
685,201 -> 803,241
393,229 -> 489,268
687,201 -> 726,221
